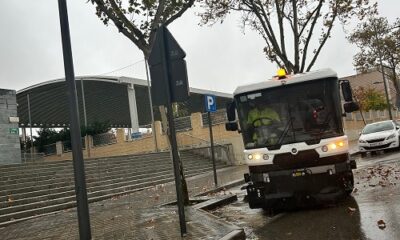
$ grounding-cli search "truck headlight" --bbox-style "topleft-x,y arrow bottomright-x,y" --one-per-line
247,153 -> 268,160
386,134 -> 396,140
321,141 -> 346,152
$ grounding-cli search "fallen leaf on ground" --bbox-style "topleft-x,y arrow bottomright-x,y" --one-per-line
377,220 -> 386,229
347,207 -> 357,214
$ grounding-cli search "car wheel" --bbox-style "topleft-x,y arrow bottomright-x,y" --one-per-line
398,136 -> 400,150
371,151 -> 377,156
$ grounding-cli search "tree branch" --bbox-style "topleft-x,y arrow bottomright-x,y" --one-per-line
93,0 -> 147,52
292,0 -> 300,73
300,0 -> 323,72
275,0 -> 288,69
148,0 -> 166,49
306,13 -> 337,71
165,0 -> 195,25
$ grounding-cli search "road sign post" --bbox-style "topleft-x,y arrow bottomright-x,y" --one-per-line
205,95 -> 218,187
58,0 -> 91,239
148,25 -> 189,236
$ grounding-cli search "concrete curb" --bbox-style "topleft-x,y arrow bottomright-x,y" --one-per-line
219,229 -> 246,240
194,195 -> 238,211
195,179 -> 245,197
193,179 -> 246,240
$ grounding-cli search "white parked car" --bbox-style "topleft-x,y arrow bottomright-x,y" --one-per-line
358,120 -> 400,157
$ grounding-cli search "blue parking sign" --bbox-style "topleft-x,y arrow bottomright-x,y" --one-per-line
205,95 -> 216,112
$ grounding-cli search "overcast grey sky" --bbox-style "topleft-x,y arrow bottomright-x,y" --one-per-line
0,1 -> 398,94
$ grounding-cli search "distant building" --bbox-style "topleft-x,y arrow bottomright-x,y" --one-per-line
0,89 -> 21,164
340,69 -> 399,107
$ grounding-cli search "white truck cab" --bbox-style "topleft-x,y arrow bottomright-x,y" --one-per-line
225,69 -> 359,212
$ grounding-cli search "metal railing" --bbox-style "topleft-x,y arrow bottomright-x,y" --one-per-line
92,132 -> 117,147
175,116 -> 192,132
201,109 -> 227,127
178,132 -> 233,164
21,152 -> 45,163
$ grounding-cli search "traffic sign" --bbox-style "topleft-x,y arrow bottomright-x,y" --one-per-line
148,26 -> 189,106
205,95 -> 216,112
9,128 -> 19,135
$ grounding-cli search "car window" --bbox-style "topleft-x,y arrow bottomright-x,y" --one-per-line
362,122 -> 394,134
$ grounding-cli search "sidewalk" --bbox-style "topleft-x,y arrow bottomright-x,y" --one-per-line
0,165 -> 248,240
349,140 -> 360,156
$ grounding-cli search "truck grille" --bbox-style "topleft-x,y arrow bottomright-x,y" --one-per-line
273,149 -> 319,169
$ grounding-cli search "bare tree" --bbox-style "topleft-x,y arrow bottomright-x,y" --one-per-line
90,0 -> 195,58
348,17 -> 400,105
199,0 -> 377,73
90,0 -> 196,205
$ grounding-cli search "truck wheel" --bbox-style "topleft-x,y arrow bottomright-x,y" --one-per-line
262,207 -> 275,217
345,172 -> 355,195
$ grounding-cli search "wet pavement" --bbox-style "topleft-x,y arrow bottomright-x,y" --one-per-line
0,166 -> 248,240
210,152 -> 400,240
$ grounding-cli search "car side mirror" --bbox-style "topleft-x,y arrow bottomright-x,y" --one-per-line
396,126 -> 399,130
359,132 -> 362,136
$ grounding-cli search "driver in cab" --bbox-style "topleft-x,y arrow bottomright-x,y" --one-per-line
247,101 -> 281,145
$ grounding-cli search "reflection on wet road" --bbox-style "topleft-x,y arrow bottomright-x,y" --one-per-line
212,152 -> 400,240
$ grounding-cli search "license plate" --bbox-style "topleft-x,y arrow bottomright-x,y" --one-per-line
370,142 -> 383,147
292,170 -> 306,177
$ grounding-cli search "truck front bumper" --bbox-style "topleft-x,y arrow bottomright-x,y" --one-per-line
245,161 -> 355,209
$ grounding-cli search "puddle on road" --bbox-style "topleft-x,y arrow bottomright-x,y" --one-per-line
212,175 -> 400,240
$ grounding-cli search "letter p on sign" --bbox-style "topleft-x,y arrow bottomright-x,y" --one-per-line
205,95 -> 216,112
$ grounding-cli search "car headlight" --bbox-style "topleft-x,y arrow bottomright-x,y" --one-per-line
386,133 -> 396,140
359,139 -> 367,143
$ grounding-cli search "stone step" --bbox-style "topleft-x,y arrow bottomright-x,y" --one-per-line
0,157 -> 214,188
0,153 -> 200,176
0,155 -> 210,181
0,167 -> 217,224
0,161 -> 223,197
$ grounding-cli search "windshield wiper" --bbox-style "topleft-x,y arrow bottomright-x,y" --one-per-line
277,104 -> 295,146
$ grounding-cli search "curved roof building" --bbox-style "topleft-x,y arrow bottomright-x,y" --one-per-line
17,76 -> 232,130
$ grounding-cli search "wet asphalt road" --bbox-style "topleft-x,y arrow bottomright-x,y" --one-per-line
211,151 -> 400,240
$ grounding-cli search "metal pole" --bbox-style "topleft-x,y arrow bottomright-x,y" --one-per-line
144,55 -> 159,152
80,79 -> 90,158
373,23 -> 393,120
208,112 -> 218,187
57,1 -> 92,239
379,59 -> 393,120
159,26 -> 187,236
27,94 -> 33,156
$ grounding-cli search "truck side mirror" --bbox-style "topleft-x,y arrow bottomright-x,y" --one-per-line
226,101 -> 236,121
343,102 -> 359,113
340,80 -> 354,102
225,101 -> 238,131
225,122 -> 238,131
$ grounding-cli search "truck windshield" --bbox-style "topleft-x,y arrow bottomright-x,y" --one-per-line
236,78 -> 343,150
